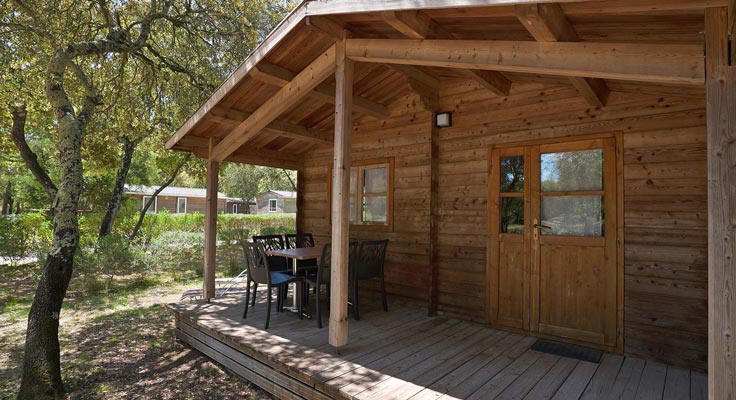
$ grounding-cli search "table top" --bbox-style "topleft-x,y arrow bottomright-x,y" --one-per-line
266,246 -> 322,260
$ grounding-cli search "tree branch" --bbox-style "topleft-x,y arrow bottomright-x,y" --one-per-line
8,104 -> 58,202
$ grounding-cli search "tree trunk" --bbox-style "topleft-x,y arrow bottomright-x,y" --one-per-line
129,155 -> 190,241
18,49 -> 87,400
10,105 -> 58,204
2,182 -> 11,215
98,138 -> 138,239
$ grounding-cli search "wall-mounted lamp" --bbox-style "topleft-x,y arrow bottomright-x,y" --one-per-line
435,112 -> 452,128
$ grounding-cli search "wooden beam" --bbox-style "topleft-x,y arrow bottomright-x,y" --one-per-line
211,45 -> 337,162
306,0 -> 608,15
428,114 -> 440,316
250,61 -> 390,119
516,3 -> 610,107
345,39 -> 705,85
306,16 -> 348,40
390,64 -> 440,111
330,39 -> 352,349
203,138 -> 219,300
381,10 -> 511,96
187,139 -> 304,170
706,7 -> 736,399
204,106 -> 333,146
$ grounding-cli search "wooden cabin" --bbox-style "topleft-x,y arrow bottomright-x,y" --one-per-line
165,0 -> 736,398
124,185 -> 237,214
253,190 -> 298,214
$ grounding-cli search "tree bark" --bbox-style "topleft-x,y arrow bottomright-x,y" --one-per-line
129,155 -> 190,241
9,104 -> 58,204
2,182 -> 11,215
98,137 -> 138,239
18,49 -> 88,400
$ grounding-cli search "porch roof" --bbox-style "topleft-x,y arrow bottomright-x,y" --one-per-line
165,0 -> 717,169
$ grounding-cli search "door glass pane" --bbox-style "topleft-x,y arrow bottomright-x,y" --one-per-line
363,196 -> 387,223
500,156 -> 524,193
541,195 -> 604,236
541,149 -> 603,192
363,166 -> 387,194
500,197 -> 524,234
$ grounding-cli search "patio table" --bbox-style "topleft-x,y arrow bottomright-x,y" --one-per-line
266,246 -> 322,318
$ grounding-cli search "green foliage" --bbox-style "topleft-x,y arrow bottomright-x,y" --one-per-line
147,231 -> 205,281
220,163 -> 296,205
0,212 -> 52,261
73,234 -> 148,295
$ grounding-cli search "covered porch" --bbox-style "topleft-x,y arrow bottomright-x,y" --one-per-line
165,0 -> 736,398
168,291 -> 707,400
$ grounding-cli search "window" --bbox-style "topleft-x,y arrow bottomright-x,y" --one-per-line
269,199 -> 278,213
142,196 -> 157,214
177,197 -> 187,214
328,158 -> 394,230
232,204 -> 238,214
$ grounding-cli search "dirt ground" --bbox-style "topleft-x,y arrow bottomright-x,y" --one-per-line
0,264 -> 272,399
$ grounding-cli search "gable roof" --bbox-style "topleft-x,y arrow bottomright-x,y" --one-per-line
164,0 -> 714,169
257,190 -> 297,199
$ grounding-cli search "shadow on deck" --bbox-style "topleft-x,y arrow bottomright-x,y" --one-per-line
166,290 -> 707,400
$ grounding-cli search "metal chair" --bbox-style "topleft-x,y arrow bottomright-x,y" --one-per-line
284,233 -> 315,249
252,234 -> 289,307
350,240 -> 389,320
303,243 -> 332,328
242,242 -> 303,329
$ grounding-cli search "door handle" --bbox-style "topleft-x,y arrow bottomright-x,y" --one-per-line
533,224 -> 552,230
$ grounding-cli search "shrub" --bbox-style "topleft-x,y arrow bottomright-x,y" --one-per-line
73,234 -> 148,295
218,228 -> 250,276
0,212 -> 52,262
146,231 -> 205,280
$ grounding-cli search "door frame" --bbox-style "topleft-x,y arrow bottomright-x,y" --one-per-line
485,132 -> 624,353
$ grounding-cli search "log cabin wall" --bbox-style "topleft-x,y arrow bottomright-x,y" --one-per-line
300,81 -> 707,370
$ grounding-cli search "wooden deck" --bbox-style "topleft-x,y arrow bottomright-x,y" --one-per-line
167,291 -> 707,400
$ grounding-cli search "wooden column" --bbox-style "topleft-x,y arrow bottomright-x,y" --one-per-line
428,117 -> 440,316
296,169 -> 305,233
203,139 -> 220,300
706,7 -> 736,400
330,39 -> 353,348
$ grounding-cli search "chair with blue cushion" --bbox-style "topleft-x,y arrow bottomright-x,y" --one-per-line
242,241 -> 303,329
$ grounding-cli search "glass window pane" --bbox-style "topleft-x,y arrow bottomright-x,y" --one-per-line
364,167 -> 387,194
541,195 -> 604,237
349,197 -> 356,223
500,156 -> 524,193
350,169 -> 356,195
500,197 -> 524,234
541,149 -> 603,192
363,196 -> 387,223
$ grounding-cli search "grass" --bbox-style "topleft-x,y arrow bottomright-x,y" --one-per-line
0,263 -> 272,399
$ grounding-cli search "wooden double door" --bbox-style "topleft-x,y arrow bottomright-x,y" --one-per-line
487,137 -> 619,349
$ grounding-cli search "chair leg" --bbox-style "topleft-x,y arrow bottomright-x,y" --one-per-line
277,288 -> 283,312
352,281 -> 360,321
316,284 -> 322,329
243,276 -> 251,319
265,286 -> 272,330
251,282 -> 258,306
381,276 -> 388,312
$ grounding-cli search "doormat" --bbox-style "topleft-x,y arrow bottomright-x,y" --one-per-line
530,339 -> 603,363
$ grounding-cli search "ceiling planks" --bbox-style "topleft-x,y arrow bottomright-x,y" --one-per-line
516,3 -> 610,107
381,10 -> 512,96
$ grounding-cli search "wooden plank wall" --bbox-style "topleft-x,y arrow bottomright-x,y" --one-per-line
300,81 -> 708,370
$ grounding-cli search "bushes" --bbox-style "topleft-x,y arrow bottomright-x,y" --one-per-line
0,212 -> 52,262
147,231 -> 205,281
74,234 -> 148,295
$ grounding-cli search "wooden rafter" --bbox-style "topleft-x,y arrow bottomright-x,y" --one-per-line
211,44 -> 337,162
250,61 -> 389,119
345,39 -> 705,85
381,10 -> 511,96
204,106 -> 333,145
516,3 -> 610,107
186,138 -> 304,170
389,64 -> 440,110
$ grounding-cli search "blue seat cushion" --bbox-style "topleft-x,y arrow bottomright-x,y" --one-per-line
270,271 -> 299,286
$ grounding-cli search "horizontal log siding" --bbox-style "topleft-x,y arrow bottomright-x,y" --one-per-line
300,81 -> 707,370
302,101 -> 433,302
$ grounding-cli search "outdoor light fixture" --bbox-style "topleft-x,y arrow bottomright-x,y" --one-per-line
435,112 -> 452,128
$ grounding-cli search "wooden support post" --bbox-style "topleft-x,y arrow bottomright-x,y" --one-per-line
330,39 -> 353,348
428,116 -> 440,316
204,139 -> 220,300
706,7 -> 736,400
296,170 -> 305,233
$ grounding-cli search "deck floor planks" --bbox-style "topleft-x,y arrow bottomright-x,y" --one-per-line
606,357 -> 646,400
633,361 -> 668,400
168,294 -> 708,400
521,356 -> 578,400
663,366 -> 691,400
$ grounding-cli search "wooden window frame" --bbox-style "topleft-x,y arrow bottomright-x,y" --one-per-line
328,157 -> 394,232
268,198 -> 278,213
177,197 -> 187,214
143,196 -> 157,214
